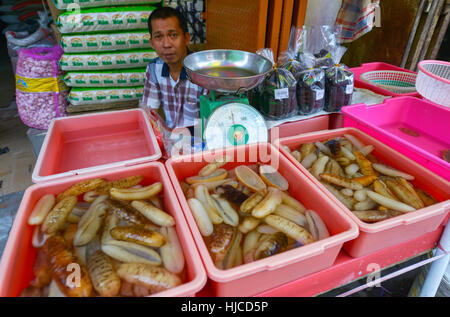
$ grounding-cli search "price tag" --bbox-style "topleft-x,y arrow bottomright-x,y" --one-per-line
316,89 -> 324,100
346,84 -> 354,94
274,88 -> 289,100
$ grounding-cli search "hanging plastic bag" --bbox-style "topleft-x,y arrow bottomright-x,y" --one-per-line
296,52 -> 325,115
249,48 -> 297,120
15,45 -> 68,130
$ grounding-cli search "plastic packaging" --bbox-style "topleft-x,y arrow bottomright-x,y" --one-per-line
324,63 -> 354,112
15,45 -> 68,130
61,30 -> 151,53
26,128 -> 47,157
63,68 -> 146,87
59,49 -> 157,71
53,0 -> 162,10
296,53 -> 325,115
278,26 -> 304,77
68,86 -> 143,106
56,6 -> 155,34
250,48 -> 297,119
5,11 -> 55,74
321,26 -> 354,112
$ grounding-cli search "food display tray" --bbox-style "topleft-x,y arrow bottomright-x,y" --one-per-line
276,127 -> 450,258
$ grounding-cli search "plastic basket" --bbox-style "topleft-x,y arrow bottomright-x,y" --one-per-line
351,62 -> 420,97
360,70 -> 417,94
416,60 -> 450,107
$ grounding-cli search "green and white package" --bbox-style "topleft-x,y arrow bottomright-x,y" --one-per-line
68,86 -> 144,105
53,0 -> 162,10
63,68 -> 146,87
59,49 -> 158,71
61,30 -> 151,53
57,6 -> 155,34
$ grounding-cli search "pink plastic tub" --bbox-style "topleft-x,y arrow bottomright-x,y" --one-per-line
342,97 -> 450,181
268,115 -> 329,142
276,127 -> 450,258
0,161 -> 207,297
32,108 -> 161,183
351,62 -> 420,97
165,143 -> 359,296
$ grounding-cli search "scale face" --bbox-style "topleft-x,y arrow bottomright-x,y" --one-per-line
204,102 -> 268,150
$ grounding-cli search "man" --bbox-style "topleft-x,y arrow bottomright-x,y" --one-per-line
140,6 -> 207,134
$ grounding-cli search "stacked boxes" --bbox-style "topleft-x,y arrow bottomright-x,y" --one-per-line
53,1 -> 163,108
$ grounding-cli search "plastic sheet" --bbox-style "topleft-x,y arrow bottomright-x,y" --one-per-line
15,45 -> 68,130
250,48 -> 297,120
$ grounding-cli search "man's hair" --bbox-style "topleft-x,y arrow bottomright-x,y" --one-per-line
148,7 -> 189,35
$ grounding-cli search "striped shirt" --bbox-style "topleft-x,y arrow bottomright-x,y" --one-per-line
140,56 -> 207,129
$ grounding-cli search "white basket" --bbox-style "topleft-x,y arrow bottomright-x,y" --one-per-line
360,70 -> 417,94
416,60 -> 450,107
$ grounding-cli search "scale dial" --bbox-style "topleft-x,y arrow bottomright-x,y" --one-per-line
204,102 -> 268,150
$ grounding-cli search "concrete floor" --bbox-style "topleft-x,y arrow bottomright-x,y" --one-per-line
0,36 -> 36,197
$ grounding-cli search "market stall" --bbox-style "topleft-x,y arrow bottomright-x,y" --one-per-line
0,0 -> 449,299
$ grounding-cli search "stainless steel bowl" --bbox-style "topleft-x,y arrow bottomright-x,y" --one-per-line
183,49 -> 273,93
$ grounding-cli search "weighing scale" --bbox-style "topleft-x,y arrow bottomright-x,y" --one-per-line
183,49 -> 273,150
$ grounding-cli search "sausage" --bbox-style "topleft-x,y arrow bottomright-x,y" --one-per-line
251,187 -> 282,219
264,215 -> 315,245
110,183 -> 162,201
87,250 -> 121,297
159,227 -> 185,274
73,197 -> 108,247
187,198 -> 213,237
28,194 -> 56,225
101,240 -> 162,266
131,200 -> 175,227
57,178 -> 107,202
116,263 -> 182,294
110,226 -> 166,248
42,196 -> 78,234
96,175 -> 144,195
43,235 -> 93,297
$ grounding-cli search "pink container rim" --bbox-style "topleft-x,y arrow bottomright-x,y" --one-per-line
351,62 -> 420,97
341,96 -> 450,171
0,161 -> 207,297
274,127 -> 450,234
32,108 -> 162,183
165,142 -> 359,283
417,60 -> 450,85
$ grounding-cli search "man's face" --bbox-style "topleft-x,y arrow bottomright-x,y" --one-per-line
149,16 -> 190,66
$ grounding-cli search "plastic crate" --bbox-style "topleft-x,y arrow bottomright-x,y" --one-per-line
342,97 -> 450,181
276,128 -> 450,258
165,142 -> 359,296
0,161 -> 207,297
268,115 -> 329,143
351,62 -> 420,97
32,108 -> 161,183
